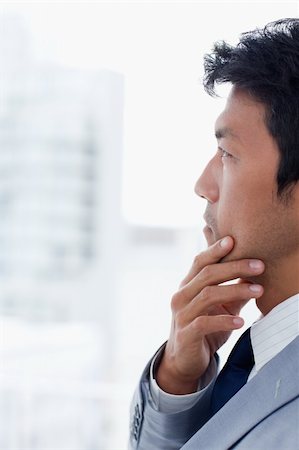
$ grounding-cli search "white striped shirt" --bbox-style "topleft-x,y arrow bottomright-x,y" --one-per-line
249,292 -> 299,379
150,293 -> 299,413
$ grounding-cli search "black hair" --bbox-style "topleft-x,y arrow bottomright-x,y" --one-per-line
203,18 -> 299,199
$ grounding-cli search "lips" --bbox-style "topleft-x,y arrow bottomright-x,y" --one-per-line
203,224 -> 213,238
203,210 -> 215,232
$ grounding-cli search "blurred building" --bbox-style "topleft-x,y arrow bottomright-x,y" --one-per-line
0,15 -> 125,450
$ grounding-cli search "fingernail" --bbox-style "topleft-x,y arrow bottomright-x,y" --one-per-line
249,284 -> 263,293
249,260 -> 264,271
220,237 -> 231,248
233,317 -> 244,326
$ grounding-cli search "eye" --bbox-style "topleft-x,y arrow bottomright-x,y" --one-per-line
218,148 -> 233,160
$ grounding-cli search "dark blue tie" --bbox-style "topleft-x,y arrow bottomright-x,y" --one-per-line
210,328 -> 254,415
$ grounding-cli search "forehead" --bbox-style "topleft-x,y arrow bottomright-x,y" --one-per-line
214,87 -> 268,145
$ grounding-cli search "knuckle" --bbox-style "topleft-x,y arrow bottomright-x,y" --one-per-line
200,264 -> 212,282
170,292 -> 181,311
176,327 -> 186,346
229,283 -> 248,300
193,253 -> 203,268
192,315 -> 208,332
174,310 -> 185,327
200,286 -> 213,304
179,277 -> 187,288
171,290 -> 187,311
232,260 -> 243,273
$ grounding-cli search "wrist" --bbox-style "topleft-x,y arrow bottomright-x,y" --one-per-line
155,355 -> 200,395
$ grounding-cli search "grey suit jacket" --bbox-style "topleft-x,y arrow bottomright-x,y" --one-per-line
129,336 -> 299,449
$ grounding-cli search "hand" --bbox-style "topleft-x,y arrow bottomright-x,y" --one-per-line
156,236 -> 265,394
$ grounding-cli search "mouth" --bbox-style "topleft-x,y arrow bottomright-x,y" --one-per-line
203,224 -> 213,241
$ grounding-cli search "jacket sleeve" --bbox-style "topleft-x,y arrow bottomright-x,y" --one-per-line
128,345 -> 219,450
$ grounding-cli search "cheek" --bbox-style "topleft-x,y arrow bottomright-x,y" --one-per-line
217,154 -> 279,219
217,174 -> 272,236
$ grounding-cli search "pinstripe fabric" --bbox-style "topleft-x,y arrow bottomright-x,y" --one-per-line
249,293 -> 299,380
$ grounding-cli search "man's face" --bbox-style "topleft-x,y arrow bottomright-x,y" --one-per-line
195,86 -> 299,268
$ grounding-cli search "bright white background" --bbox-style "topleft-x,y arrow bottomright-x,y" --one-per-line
3,0 -> 298,228
0,2 -> 298,449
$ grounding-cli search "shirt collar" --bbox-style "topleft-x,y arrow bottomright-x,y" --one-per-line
250,293 -> 299,374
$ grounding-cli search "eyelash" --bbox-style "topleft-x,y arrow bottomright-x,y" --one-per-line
218,148 -> 233,160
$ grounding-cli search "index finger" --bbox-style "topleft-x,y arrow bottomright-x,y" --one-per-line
180,236 -> 234,287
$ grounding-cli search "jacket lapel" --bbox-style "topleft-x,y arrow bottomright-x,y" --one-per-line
183,336 -> 299,449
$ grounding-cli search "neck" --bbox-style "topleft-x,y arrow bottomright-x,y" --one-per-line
252,252 -> 299,315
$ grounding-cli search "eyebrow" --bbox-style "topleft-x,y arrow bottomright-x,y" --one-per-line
215,127 -> 239,141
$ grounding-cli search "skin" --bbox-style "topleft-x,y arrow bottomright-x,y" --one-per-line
156,86 -> 299,395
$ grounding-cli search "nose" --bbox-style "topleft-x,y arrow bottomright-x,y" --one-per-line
194,157 -> 219,203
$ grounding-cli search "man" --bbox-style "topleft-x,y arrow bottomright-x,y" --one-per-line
129,18 -> 299,449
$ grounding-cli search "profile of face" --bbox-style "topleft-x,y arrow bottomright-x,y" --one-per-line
195,86 -> 299,268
